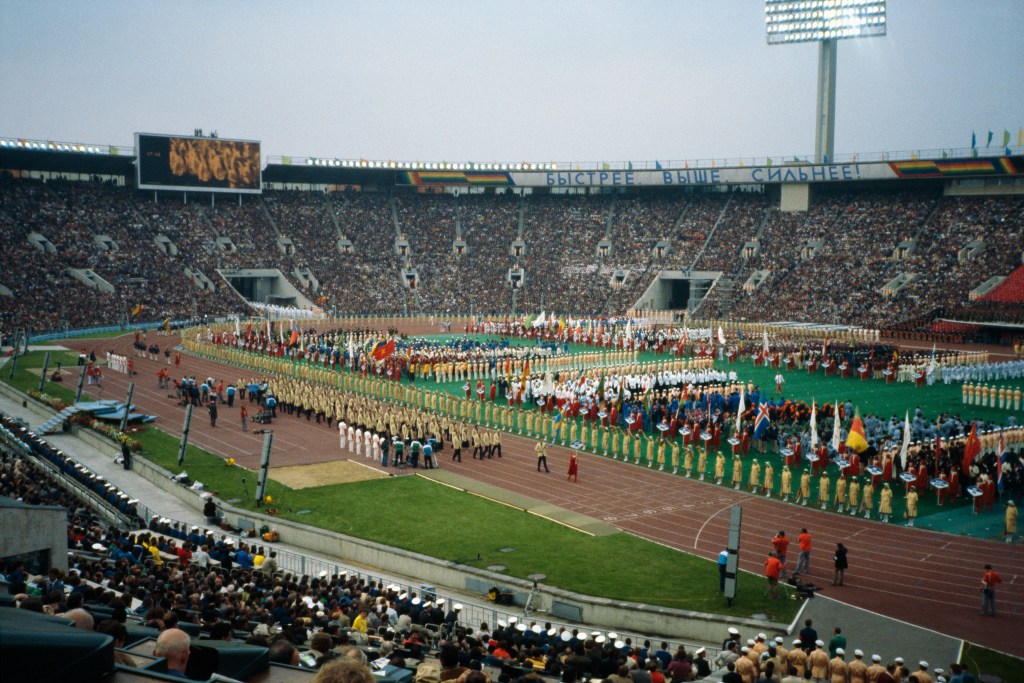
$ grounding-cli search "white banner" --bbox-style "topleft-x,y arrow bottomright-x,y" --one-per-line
510,162 -> 896,188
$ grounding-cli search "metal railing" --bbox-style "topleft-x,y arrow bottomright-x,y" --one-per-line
3,133 -> 1019,175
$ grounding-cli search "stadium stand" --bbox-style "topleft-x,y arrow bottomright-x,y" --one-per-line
2,172 -> 1022,341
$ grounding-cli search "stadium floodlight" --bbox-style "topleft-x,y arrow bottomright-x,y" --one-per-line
766,0 -> 886,163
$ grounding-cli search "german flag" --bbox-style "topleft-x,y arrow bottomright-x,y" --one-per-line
845,409 -> 869,454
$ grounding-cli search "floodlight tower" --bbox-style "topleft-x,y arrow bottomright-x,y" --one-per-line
765,0 -> 887,163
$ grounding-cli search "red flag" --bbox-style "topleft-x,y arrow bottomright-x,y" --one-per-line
370,339 -> 395,361
962,421 -> 980,473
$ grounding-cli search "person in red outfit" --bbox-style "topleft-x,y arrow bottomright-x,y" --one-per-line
981,564 -> 1002,616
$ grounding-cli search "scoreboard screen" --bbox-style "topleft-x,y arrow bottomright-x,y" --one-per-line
136,133 -> 261,193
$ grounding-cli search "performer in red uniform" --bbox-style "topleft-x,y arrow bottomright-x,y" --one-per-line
567,453 -> 579,482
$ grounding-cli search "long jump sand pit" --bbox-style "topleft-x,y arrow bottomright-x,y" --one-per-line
272,460 -> 388,490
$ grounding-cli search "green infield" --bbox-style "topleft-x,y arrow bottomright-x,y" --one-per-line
2,350 -> 85,401
960,641 -> 1024,682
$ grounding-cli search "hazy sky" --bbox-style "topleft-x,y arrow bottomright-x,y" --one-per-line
1,1 -> 1021,165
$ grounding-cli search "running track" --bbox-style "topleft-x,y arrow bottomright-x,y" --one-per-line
68,332 -> 1024,656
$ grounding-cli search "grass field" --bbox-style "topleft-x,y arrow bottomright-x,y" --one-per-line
959,641 -> 1024,681
131,426 -> 797,620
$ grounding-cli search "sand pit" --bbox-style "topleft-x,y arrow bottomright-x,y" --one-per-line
272,459 -> 388,489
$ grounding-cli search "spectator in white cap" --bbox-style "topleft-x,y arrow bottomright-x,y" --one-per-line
723,626 -> 741,651
848,649 -> 868,682
916,662 -> 933,683
866,655 -> 885,683
809,641 -> 829,681
829,648 -> 848,683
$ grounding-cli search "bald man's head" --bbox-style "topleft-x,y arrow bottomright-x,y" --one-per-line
154,627 -> 191,673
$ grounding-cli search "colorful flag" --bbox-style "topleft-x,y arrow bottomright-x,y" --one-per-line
736,387 -> 745,435
809,401 -> 819,449
130,304 -> 144,317
996,432 -> 1006,490
831,401 -> 841,451
846,410 -> 868,453
753,402 -> 770,439
370,338 -> 396,361
288,324 -> 300,347
962,421 -> 980,474
1003,130 -> 1011,148
898,411 -> 911,473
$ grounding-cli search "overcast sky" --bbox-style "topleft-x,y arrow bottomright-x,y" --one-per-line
1,1 -> 1021,165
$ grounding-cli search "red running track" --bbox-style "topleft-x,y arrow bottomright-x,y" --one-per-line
68,333 -> 1024,656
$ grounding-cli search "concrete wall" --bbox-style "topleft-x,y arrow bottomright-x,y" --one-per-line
0,505 -> 68,573
780,183 -> 811,212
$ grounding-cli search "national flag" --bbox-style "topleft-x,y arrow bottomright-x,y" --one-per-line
288,324 -> 300,347
831,402 -> 841,451
234,316 -> 241,336
846,410 -> 868,453
736,387 -> 745,435
1018,128 -> 1024,147
131,304 -> 144,317
986,131 -> 993,147
1003,130 -> 1011,148
520,358 -> 530,387
809,401 -> 819,449
822,334 -> 828,359
762,330 -> 769,355
962,421 -> 980,474
971,131 -> 977,149
370,338 -> 396,361
898,411 -> 911,473
655,161 -> 662,170
996,433 -> 1006,490
718,325 -> 726,345
753,402 -> 770,439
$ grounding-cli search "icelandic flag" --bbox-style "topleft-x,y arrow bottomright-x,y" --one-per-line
753,402 -> 770,439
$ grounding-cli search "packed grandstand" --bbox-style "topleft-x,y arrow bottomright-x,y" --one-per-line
1,151 -> 1023,339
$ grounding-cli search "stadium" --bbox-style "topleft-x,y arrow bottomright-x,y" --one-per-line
1,2 -> 1023,683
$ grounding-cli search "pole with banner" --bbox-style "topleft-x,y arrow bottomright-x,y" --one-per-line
724,505 -> 742,607
256,430 -> 274,506
37,352 -> 51,393
119,382 -> 136,433
75,364 -> 87,403
177,404 -> 193,467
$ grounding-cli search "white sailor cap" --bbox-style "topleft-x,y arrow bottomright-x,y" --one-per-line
854,650 -> 863,657
695,648 -> 706,656
757,633 -> 766,640
775,637 -> 785,644
560,631 -> 572,642
516,623 -> 527,632
728,627 -> 740,636
836,648 -> 844,656
872,655 -> 882,662
815,640 -> 824,647
595,635 -> 606,644
92,543 -> 106,551
453,603 -> 463,611
919,662 -> 929,669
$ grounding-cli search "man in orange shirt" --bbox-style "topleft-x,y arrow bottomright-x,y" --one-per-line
771,531 -> 791,579
795,528 -> 812,576
764,552 -> 783,599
